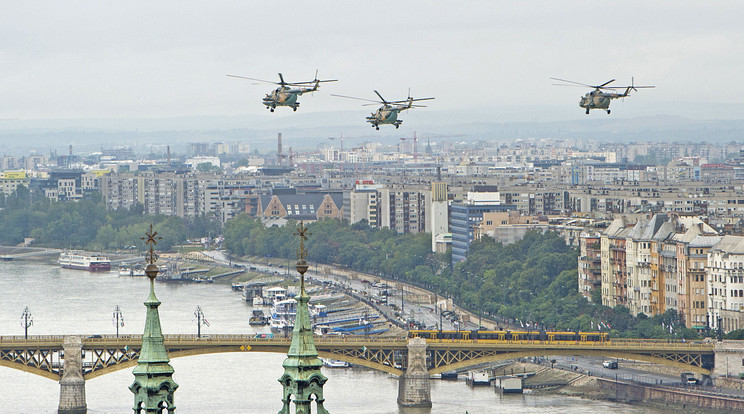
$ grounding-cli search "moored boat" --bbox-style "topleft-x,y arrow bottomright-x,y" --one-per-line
59,251 -> 111,271
118,265 -> 146,277
270,298 -> 297,332
322,358 -> 351,368
466,371 -> 490,386
249,309 -> 268,326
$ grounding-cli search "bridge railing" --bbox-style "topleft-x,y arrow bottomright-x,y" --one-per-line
422,338 -> 714,351
0,335 -> 66,345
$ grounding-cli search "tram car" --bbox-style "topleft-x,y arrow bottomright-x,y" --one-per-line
408,329 -> 609,343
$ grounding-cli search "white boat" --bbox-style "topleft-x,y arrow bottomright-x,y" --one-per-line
59,251 -> 111,271
118,265 -> 145,277
270,298 -> 297,332
466,371 -> 490,386
265,287 -> 287,306
252,296 -> 265,306
270,318 -> 287,331
322,358 -> 350,368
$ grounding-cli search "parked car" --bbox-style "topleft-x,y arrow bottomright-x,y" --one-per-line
602,360 -> 618,369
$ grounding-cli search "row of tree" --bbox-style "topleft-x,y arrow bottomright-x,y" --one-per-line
0,185 -> 219,251
223,215 -> 701,339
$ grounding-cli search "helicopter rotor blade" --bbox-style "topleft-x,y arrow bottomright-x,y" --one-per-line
278,73 -> 286,85
602,85 -> 655,89
552,84 -> 592,88
331,94 -> 383,104
550,78 -> 597,88
291,79 -> 338,85
598,79 -> 616,88
373,90 -> 388,104
226,75 -> 280,85
388,97 -> 435,103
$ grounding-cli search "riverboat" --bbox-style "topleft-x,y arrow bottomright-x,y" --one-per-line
118,265 -> 146,277
322,358 -> 351,368
59,251 -> 111,271
249,309 -> 268,326
466,371 -> 490,386
270,298 -> 297,332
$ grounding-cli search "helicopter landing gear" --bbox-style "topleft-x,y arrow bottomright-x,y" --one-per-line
395,124 -> 399,129
606,109 -> 611,114
375,124 -> 379,130
293,107 -> 297,112
270,108 -> 275,112
585,108 -> 590,115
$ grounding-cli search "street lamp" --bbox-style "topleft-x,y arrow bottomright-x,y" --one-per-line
194,305 -> 210,338
20,307 -> 33,339
112,305 -> 124,338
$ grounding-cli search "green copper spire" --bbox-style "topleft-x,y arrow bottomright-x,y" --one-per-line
129,225 -> 178,413
278,221 -> 329,414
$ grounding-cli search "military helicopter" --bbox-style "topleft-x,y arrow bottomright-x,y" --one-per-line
551,77 -> 654,114
331,90 -> 434,130
226,72 -> 337,112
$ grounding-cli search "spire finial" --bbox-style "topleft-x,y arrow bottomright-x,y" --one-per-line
293,221 -> 310,277
142,224 -> 162,266
293,221 -> 311,261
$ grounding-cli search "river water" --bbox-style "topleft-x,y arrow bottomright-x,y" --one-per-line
0,261 -> 673,414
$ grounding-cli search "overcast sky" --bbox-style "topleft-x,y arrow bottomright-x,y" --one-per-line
1,1 -> 743,122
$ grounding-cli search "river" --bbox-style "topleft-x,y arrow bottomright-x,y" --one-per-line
0,261 -> 673,413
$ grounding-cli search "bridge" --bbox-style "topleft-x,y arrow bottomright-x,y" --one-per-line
2,333 -> 729,411
1,334 -> 716,380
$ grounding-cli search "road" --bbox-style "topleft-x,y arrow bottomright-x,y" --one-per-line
236,259 -> 466,331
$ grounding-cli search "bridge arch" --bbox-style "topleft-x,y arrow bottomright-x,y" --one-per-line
0,359 -> 60,380
427,349 -> 712,376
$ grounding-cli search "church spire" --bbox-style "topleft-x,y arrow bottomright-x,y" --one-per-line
129,224 -> 178,413
277,221 -> 330,414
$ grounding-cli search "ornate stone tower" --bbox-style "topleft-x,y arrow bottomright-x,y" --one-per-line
277,221 -> 330,414
129,225 -> 179,413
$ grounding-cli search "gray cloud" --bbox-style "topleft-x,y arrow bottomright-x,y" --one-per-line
0,1 -> 742,120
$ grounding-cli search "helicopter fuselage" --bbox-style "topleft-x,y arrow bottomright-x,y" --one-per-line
366,105 -> 405,129
262,84 -> 318,111
579,88 -> 630,114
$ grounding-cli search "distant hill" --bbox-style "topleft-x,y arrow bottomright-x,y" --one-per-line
1,108 -> 743,154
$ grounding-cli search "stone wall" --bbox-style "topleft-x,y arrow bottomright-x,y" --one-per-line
716,375 -> 744,391
597,378 -> 744,412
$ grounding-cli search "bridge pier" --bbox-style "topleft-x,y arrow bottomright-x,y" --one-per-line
397,337 -> 431,408
58,336 -> 87,414
714,340 -> 744,378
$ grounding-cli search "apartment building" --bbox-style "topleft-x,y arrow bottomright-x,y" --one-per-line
591,213 -> 728,329
101,172 -> 255,223
378,187 -> 430,234
708,236 -> 744,332
578,232 -> 602,301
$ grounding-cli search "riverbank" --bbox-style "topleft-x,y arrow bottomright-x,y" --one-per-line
496,361 -> 740,413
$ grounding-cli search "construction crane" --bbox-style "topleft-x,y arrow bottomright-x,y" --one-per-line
327,134 -> 344,151
399,132 -> 419,163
